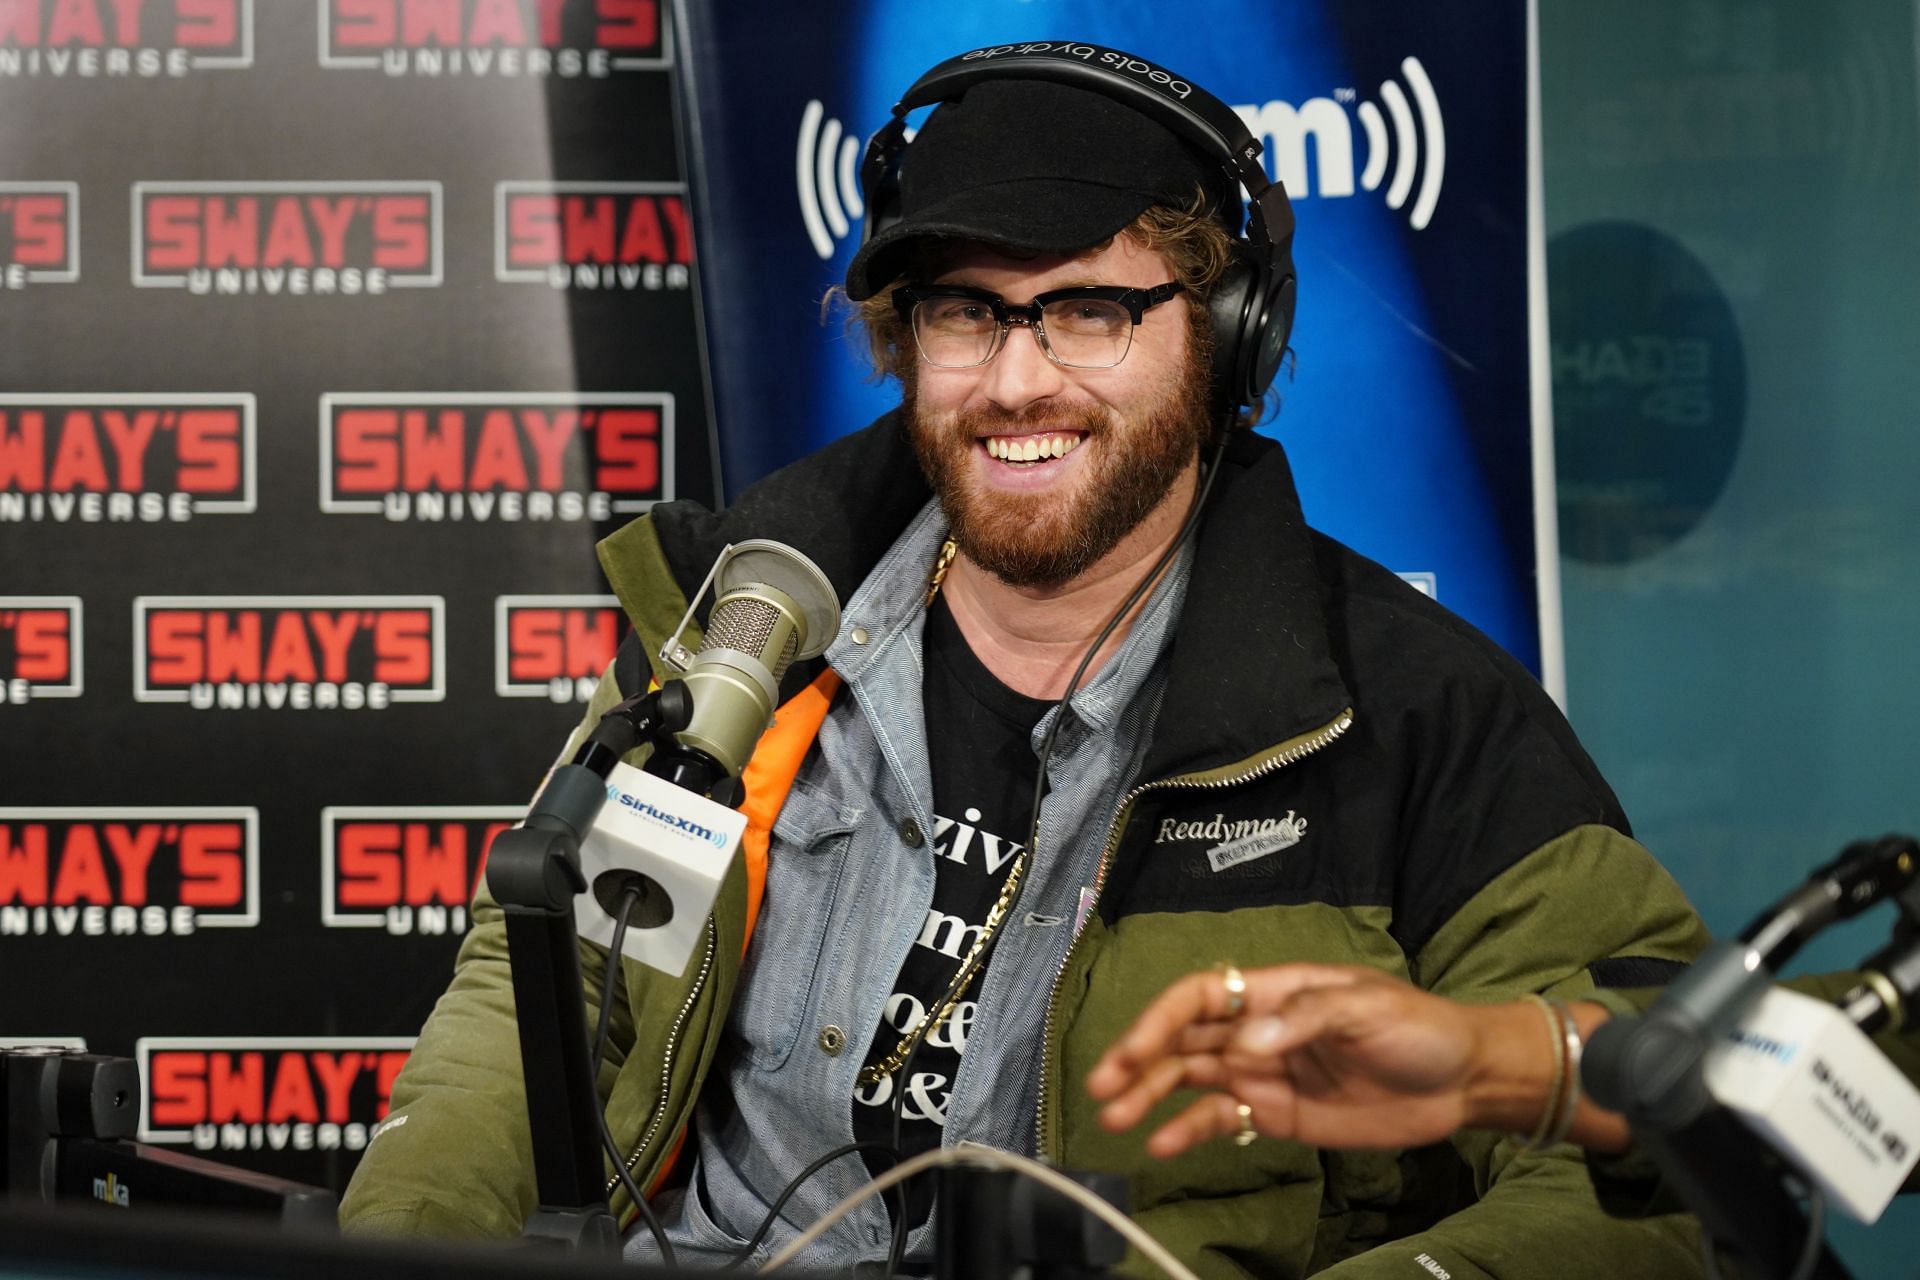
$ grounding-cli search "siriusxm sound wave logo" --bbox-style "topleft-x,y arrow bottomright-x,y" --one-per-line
796,56 -> 1446,259
605,784 -> 729,848
1236,56 -> 1446,231
796,100 -> 871,261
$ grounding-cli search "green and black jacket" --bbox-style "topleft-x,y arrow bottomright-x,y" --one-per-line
342,415 -> 1714,1278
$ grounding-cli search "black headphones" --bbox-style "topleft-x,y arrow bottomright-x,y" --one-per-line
858,41 -> 1296,417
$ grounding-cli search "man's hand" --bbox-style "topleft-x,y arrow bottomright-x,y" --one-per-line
1086,963 -> 1495,1156
1087,963 -> 1629,1157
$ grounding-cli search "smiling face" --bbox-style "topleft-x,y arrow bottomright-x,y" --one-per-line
904,235 -> 1213,590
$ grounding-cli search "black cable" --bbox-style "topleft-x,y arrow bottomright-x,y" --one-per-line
720,1141 -> 899,1269
593,886 -> 642,1076
885,429 -> 1233,1276
596,886 -> 674,1266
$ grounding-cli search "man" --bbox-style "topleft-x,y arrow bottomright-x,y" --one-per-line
341,52 -> 1710,1277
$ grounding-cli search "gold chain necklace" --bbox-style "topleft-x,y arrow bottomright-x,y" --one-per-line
858,537 -> 1033,1087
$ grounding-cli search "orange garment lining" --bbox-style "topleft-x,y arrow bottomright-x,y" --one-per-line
624,666 -> 843,1218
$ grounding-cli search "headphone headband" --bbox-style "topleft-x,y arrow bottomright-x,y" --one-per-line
858,41 -> 1297,415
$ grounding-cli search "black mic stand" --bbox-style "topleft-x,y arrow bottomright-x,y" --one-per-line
1583,835 -> 1920,1280
485,684 -> 696,1254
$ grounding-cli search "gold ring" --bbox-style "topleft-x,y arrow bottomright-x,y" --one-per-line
1219,964 -> 1247,1018
1233,1101 -> 1257,1147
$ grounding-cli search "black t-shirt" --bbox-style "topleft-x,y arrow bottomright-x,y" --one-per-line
851,594 -> 1049,1227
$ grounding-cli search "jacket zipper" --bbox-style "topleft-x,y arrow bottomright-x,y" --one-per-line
606,917 -> 718,1205
1033,708 -> 1354,1158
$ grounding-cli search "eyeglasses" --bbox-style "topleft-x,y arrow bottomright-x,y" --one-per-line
892,281 -> 1185,370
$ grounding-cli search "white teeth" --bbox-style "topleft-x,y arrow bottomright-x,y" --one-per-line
985,433 -> 1083,464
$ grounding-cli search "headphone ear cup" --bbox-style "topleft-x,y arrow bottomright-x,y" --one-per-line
1206,244 -> 1270,418
1246,272 -> 1295,401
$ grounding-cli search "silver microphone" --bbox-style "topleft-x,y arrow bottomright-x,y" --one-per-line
662,540 -> 839,781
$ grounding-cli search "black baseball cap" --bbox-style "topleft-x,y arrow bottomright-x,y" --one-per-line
842,77 -> 1240,302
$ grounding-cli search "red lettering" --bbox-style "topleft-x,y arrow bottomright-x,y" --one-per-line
509,609 -> 562,679
205,611 -> 261,683
13,611 -> 68,680
0,0 -> 41,44
309,1053 -> 362,1124
466,0 -> 526,44
50,825 -> 110,905
405,823 -> 470,906
402,409 -> 462,491
337,822 -> 401,907
265,1056 -> 318,1124
209,1053 -> 263,1124
596,0 -> 655,49
178,822 -> 244,907
261,613 -> 319,684
373,610 -> 432,685
564,609 -> 618,675
203,197 -> 259,269
507,194 -> 560,266
466,409 -> 529,491
146,611 -> 204,684
100,410 -> 159,490
104,824 -> 161,906
371,196 -> 429,270
148,1054 -> 206,1127
401,0 -> 459,44
176,408 -> 240,493
563,196 -> 616,264
176,0 -> 236,47
0,825 -> 48,906
534,0 -> 564,46
11,195 -> 65,266
259,198 -> 314,269
594,408 -> 658,492
144,196 -> 202,271
334,409 -> 399,493
662,194 -> 692,264
48,410 -> 107,491
0,410 -> 43,489
307,611 -> 360,683
306,196 -> 356,267
46,0 -> 104,46
519,409 -> 574,489
332,0 -> 393,47
616,197 -> 665,264
106,0 -> 138,44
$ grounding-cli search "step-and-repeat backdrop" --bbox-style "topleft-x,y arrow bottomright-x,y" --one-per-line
2,0 -> 1542,1201
0,0 -> 713,1194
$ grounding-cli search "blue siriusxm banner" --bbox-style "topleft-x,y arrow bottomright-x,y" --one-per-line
673,0 -> 1547,677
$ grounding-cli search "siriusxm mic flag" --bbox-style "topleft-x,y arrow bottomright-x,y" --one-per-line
672,0 -> 1553,682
